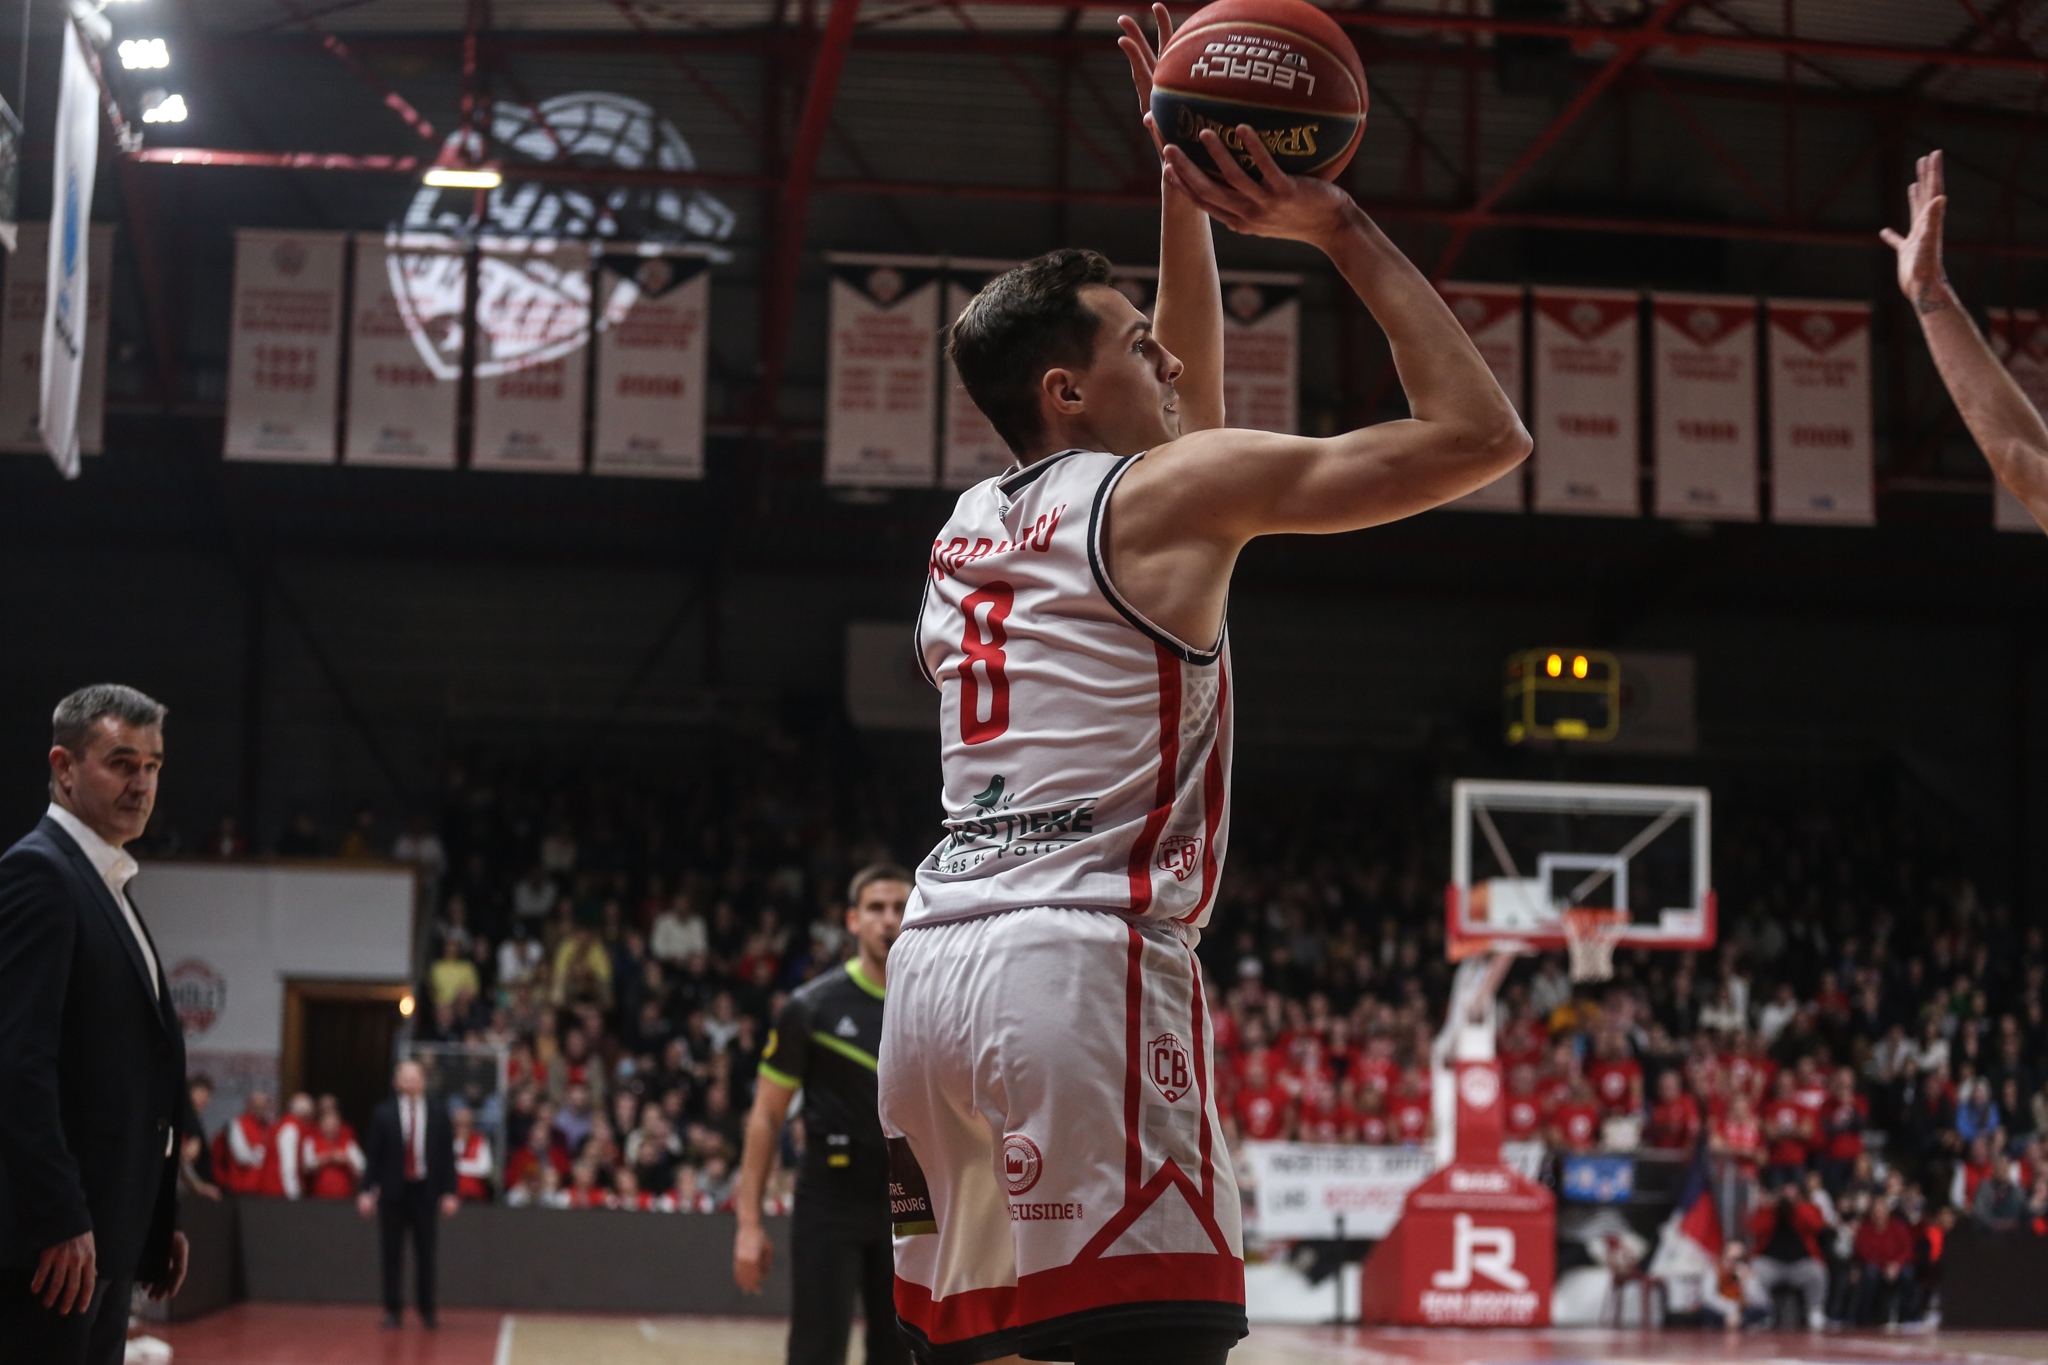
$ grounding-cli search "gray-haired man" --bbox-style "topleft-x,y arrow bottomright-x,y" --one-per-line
0,685 -> 190,1364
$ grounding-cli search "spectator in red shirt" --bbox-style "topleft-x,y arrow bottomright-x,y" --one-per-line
1389,1068 -> 1432,1148
1712,1094 -> 1764,1179
1643,1070 -> 1702,1150
504,1103 -> 571,1189
1352,1033 -> 1398,1103
562,1158 -> 610,1209
1723,1030 -> 1775,1106
1503,1064 -> 1545,1143
1587,1031 -> 1643,1118
1853,1198 -> 1916,1325
301,1108 -> 365,1200
1817,1066 -> 1869,1194
1762,1071 -> 1814,1189
1234,1059 -> 1294,1141
217,1090 -> 275,1195
452,1105 -> 495,1203
1354,1086 -> 1391,1146
1497,1007 -> 1548,1075
1548,1079 -> 1602,1154
1748,1182 -> 1831,1329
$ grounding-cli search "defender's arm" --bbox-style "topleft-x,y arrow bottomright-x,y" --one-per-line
1883,151 -> 2048,531
1120,7 -> 1225,434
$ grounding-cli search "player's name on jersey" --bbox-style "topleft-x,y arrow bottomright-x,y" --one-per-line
928,507 -> 1066,579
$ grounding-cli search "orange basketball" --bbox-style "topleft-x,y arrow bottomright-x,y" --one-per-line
1150,0 -> 1369,182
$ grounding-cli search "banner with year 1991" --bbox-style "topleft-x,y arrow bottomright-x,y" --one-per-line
1652,292 -> 1757,521
826,254 -> 940,488
344,233 -> 461,468
1766,299 -> 1873,525
942,264 -> 1014,489
1441,282 -> 1526,512
224,229 -> 346,463
1987,307 -> 2048,533
1533,287 -> 1639,517
592,249 -> 710,479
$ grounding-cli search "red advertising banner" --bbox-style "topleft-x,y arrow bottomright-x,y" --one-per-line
1440,283 -> 1525,513
225,229 -> 345,464
1653,292 -> 1758,521
1987,308 -> 2048,533
1766,299 -> 1874,525
1358,1163 -> 1555,1327
1532,287 -> 1639,517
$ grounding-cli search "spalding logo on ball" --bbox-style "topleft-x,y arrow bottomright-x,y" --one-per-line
1150,0 -> 1368,181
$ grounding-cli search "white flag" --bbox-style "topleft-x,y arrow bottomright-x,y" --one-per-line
40,19 -> 99,478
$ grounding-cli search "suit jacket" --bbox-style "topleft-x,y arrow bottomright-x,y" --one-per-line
362,1095 -> 456,1206
0,816 -> 186,1279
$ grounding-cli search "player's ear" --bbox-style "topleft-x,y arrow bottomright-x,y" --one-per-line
845,903 -> 861,935
1041,366 -> 1086,416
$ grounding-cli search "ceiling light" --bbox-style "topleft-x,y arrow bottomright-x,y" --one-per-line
423,165 -> 502,189
139,90 -> 186,124
118,38 -> 169,70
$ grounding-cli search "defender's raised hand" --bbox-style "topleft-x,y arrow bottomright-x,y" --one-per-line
1880,151 -> 1952,316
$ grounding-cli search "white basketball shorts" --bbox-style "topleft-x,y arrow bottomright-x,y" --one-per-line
879,906 -> 1245,1364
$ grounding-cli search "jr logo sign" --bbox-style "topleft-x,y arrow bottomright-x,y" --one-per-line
1431,1213 -> 1529,1292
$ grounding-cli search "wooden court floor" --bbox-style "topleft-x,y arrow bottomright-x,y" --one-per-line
151,1304 -> 2048,1365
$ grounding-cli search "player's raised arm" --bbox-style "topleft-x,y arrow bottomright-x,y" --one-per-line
1882,150 -> 2048,531
1120,6 -> 1225,434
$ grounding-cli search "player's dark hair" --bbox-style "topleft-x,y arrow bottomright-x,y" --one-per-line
948,248 -> 1115,458
848,862 -> 914,905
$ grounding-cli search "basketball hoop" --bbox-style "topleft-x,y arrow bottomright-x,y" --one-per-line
1562,907 -> 1630,982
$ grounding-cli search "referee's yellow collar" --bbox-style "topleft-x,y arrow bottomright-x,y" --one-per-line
846,957 -> 885,1000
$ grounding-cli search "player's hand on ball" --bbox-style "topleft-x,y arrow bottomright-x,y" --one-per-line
1879,150 -> 1950,313
1162,126 -> 1351,245
1116,7 -> 1174,117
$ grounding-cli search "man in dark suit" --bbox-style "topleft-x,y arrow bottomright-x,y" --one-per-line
0,685 -> 191,1364
357,1060 -> 458,1328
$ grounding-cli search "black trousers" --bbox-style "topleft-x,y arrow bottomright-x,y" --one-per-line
0,1268 -> 134,1365
378,1181 -> 440,1319
786,1206 -> 905,1365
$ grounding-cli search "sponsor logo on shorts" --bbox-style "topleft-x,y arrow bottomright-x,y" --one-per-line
1008,1201 -> 1083,1221
1148,1032 -> 1193,1104
888,1136 -> 938,1235
1156,835 -> 1202,882
1002,1133 -> 1043,1196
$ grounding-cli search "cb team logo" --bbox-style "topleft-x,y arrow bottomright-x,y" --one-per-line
1148,1032 -> 1193,1104
1156,835 -> 1202,882
1003,1134 -> 1043,1196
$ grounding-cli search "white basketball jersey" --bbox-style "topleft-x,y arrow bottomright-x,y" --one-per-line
909,448 -> 1233,930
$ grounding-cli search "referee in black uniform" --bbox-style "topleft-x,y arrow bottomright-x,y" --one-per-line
734,862 -> 909,1365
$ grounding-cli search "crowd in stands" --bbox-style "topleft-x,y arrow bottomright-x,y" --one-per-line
178,754 -> 2048,1325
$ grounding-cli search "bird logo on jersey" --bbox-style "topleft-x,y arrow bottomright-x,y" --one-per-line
1157,836 -> 1203,882
972,776 -> 1009,810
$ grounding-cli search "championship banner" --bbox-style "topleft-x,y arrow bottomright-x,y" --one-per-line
1987,307 -> 2048,532
942,264 -> 1013,489
1652,292 -> 1758,521
1441,282 -> 1526,512
1532,287 -> 1640,517
1245,1142 -> 1434,1240
39,18 -> 98,477
344,233 -> 461,468
0,222 -> 109,457
224,229 -> 346,464
592,248 -> 710,479
1766,299 -> 1874,525
826,253 -> 941,487
472,238 -> 591,474
1220,271 -> 1300,435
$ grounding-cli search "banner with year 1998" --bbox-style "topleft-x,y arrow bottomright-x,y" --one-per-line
1652,293 -> 1758,521
1987,307 -> 2048,533
1766,299 -> 1873,525
1441,282 -> 1526,512
1533,287 -> 1639,517
826,254 -> 940,488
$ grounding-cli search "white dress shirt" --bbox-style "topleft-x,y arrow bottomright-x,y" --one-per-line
47,803 -> 160,999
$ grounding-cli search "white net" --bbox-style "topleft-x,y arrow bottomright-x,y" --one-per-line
1563,908 -> 1630,982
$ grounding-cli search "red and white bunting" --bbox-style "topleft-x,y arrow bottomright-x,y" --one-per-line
224,229 -> 346,464
1987,307 -> 2048,533
1532,287 -> 1639,516
0,223 -> 110,457
825,254 -> 941,488
1220,274 -> 1300,436
1652,292 -> 1758,522
472,239 -> 591,474
592,252 -> 710,480
941,274 -> 1013,489
344,234 -> 461,468
1440,282 -> 1526,512
1766,299 -> 1873,526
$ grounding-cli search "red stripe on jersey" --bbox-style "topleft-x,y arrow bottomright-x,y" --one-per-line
1188,943 -> 1215,1206
895,1252 -> 1243,1346
1119,925 -> 1145,1206
1126,646 -> 1182,914
1182,658 -> 1229,923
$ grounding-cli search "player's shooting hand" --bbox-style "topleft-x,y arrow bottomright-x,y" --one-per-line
1162,126 -> 1352,246
1116,6 -> 1173,117
733,1221 -> 773,1293
1879,150 -> 1952,316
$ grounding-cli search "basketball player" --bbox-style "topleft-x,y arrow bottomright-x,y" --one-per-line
1883,149 -> 2048,529
876,13 -> 1530,1364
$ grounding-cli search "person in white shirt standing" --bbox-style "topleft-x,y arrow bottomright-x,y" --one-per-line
0,684 -> 192,1364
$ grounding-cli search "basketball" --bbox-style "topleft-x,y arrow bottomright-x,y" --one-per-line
1149,0 -> 1369,182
